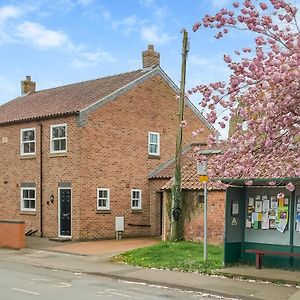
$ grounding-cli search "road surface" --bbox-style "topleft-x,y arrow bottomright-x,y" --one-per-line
0,260 -> 233,299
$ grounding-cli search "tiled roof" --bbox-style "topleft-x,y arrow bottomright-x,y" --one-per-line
149,144 -> 224,191
0,69 -> 152,125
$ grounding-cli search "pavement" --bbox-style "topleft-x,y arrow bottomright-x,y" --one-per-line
0,236 -> 300,300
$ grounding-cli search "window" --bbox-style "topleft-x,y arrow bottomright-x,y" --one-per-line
148,132 -> 160,156
21,187 -> 36,211
97,188 -> 110,210
131,189 -> 142,210
50,124 -> 67,153
20,128 -> 35,155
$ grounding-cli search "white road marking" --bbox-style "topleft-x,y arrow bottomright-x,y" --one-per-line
110,292 -> 131,298
12,288 -> 40,295
52,282 -> 72,288
32,278 -> 50,282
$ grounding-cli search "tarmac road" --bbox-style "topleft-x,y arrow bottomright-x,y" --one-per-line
0,260 -> 234,300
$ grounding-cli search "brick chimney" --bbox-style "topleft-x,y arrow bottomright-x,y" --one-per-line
142,45 -> 160,68
21,76 -> 36,95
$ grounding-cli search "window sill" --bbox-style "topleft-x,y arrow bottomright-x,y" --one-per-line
49,152 -> 67,158
131,209 -> 142,213
20,155 -> 36,160
148,154 -> 160,159
20,211 -> 36,215
96,210 -> 111,214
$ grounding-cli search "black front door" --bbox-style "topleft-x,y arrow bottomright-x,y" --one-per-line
59,188 -> 71,236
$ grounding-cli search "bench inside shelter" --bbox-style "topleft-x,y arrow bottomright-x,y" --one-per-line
245,249 -> 300,269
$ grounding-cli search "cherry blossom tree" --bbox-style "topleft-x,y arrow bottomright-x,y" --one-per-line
190,0 -> 300,190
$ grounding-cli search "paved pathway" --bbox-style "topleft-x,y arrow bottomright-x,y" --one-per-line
2,236 -> 294,300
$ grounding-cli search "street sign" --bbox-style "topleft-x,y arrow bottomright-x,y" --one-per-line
199,175 -> 209,183
197,161 -> 207,176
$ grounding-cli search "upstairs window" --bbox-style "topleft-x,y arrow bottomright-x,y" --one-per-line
21,187 -> 36,211
148,132 -> 160,156
131,189 -> 142,210
50,124 -> 67,153
20,128 -> 36,155
97,188 -> 110,210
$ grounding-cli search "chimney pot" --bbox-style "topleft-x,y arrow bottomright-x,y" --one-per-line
21,76 -> 36,95
142,44 -> 160,68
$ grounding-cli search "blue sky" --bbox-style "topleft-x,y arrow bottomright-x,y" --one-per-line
0,0 -> 246,105
5,0 -> 294,138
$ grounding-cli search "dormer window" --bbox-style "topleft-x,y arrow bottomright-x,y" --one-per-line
50,124 -> 67,153
20,128 -> 36,155
148,132 -> 160,156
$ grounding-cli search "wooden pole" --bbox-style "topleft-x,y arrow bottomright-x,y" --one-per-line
170,30 -> 189,241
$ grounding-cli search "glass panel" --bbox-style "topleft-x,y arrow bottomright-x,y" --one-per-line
53,140 -> 60,151
150,144 -> 157,154
52,127 -> 59,138
150,134 -> 158,143
60,139 -> 66,151
29,189 -> 35,198
23,200 -> 30,209
23,143 -> 30,154
29,200 -> 35,209
99,190 -> 107,198
58,126 -> 66,138
29,142 -> 35,153
132,199 -> 139,207
23,189 -> 29,198
53,126 -> 66,138
23,130 -> 34,142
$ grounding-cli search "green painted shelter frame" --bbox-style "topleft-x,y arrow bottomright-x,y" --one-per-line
222,177 -> 300,269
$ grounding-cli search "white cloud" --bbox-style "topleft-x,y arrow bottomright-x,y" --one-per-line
112,15 -> 142,36
16,21 -> 69,49
141,25 -> 174,45
71,50 -> 116,68
0,5 -> 22,45
139,0 -> 169,19
0,5 -> 21,24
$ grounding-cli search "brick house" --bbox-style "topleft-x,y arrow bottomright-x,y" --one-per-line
149,145 -> 226,245
0,45 -> 215,240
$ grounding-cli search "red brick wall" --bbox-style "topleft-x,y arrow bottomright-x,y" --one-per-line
0,116 -> 80,238
77,75 -> 212,239
0,74 -> 212,240
162,190 -> 226,245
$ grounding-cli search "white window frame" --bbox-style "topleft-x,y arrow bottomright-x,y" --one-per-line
131,189 -> 142,210
20,187 -> 36,212
97,188 -> 110,210
20,128 -> 36,155
50,123 -> 67,153
148,132 -> 160,156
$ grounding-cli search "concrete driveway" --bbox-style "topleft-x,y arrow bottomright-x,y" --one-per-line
26,236 -> 160,256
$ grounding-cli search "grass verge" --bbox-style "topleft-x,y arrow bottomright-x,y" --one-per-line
113,241 -> 223,274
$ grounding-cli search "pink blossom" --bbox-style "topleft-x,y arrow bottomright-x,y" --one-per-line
268,181 -> 276,186
223,54 -> 232,63
242,47 -> 252,53
285,182 -> 295,192
245,180 -> 253,186
259,2 -> 268,10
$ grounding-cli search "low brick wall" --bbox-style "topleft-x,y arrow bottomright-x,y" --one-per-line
0,220 -> 26,249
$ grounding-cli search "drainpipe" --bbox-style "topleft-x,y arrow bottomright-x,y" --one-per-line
39,123 -> 43,237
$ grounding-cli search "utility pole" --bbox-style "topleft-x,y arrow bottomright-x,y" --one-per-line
170,30 -> 189,241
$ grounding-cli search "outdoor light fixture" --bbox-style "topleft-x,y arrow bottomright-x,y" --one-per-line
50,194 -> 54,204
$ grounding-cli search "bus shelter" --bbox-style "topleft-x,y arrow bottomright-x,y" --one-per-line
223,178 -> 300,269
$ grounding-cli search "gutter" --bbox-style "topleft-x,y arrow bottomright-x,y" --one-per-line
39,123 -> 43,237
